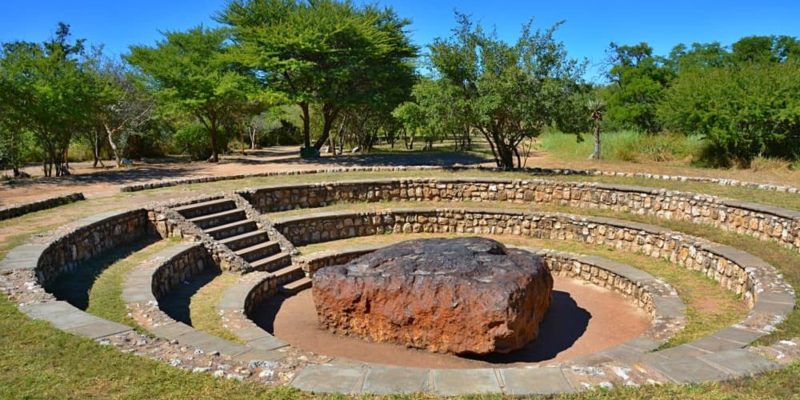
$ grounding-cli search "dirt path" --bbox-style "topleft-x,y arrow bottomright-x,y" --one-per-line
0,147 -> 490,205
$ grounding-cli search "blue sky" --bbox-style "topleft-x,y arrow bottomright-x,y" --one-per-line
1,0 -> 798,81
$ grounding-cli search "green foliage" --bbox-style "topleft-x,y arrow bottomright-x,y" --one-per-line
220,0 -> 417,151
604,42 -> 672,133
0,23 -> 98,176
172,124 -> 213,161
658,62 -> 800,167
413,13 -> 586,169
127,26 -> 258,162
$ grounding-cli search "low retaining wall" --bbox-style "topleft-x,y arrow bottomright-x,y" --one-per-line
0,192 -> 85,221
245,178 -> 800,252
34,209 -> 152,287
150,243 -> 216,300
119,164 -> 800,195
275,208 -> 795,331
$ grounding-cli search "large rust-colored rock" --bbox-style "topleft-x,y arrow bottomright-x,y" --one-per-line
311,237 -> 553,355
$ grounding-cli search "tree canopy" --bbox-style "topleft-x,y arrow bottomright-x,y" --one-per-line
415,14 -> 586,169
127,26 -> 258,162
219,0 -> 417,154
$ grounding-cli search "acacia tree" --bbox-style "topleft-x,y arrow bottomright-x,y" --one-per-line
220,0 -> 416,156
0,24 -> 95,177
426,14 -> 586,169
128,26 -> 256,162
88,58 -> 154,167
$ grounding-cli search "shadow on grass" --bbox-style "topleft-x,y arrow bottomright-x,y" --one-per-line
48,236 -> 159,310
158,268 -> 221,326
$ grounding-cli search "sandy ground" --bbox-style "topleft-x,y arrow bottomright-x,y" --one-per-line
255,276 -> 649,369
5,144 -> 800,206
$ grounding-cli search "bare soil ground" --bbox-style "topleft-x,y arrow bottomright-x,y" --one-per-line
7,145 -> 800,206
257,276 -> 649,369
0,147 -> 488,205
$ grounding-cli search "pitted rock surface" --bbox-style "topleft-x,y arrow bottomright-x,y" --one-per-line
312,237 -> 553,354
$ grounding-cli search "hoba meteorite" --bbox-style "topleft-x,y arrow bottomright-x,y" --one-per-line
311,237 -> 553,355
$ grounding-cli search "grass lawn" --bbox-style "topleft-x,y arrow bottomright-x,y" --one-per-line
190,271 -> 245,343
2,171 -> 800,398
85,239 -> 179,325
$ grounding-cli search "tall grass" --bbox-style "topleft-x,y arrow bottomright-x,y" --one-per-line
538,130 -> 704,163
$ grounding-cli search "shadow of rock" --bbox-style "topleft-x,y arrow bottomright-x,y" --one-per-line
464,290 -> 591,363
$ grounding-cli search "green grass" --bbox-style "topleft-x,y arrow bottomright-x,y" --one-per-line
190,271 -> 245,343
3,171 -> 800,398
298,233 -> 746,349
2,289 -> 799,399
85,239 -> 179,325
538,130 -> 705,164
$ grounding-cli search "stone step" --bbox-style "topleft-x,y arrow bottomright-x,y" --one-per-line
279,276 -> 312,296
234,240 -> 281,263
189,209 -> 247,229
220,229 -> 270,251
271,263 -> 306,283
205,219 -> 258,240
250,252 -> 292,272
174,198 -> 235,219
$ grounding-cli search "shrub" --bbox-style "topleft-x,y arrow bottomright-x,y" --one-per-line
659,62 -> 800,167
172,124 -> 212,161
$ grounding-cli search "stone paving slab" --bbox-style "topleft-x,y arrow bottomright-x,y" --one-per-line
643,356 -> 732,384
430,368 -> 501,396
362,366 -> 430,395
699,349 -> 778,377
65,320 -> 132,339
20,301 -> 132,339
687,335 -> 745,353
233,348 -> 286,363
500,367 -> 575,395
647,344 -> 710,361
246,335 -> 289,351
0,244 -> 47,271
713,326 -> 764,345
291,364 -> 367,394
174,329 -> 250,356
149,321 -> 196,340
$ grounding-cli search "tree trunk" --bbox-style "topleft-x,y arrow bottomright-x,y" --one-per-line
208,118 -> 219,163
300,102 -> 311,149
105,125 -> 122,167
313,106 -> 339,150
249,126 -> 257,150
589,122 -> 601,160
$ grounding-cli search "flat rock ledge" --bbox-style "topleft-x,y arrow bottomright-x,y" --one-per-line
312,237 -> 553,355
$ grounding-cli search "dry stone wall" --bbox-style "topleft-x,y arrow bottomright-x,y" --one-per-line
36,209 -> 151,287
150,243 -> 216,300
243,178 -> 800,251
275,208 -> 794,313
0,192 -> 85,221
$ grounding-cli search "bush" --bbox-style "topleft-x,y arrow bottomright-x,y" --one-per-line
172,125 -> 212,161
659,62 -> 800,167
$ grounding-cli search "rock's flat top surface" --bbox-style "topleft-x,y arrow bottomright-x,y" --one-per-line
312,237 -> 553,354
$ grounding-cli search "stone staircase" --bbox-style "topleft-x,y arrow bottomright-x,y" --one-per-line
173,198 -> 310,294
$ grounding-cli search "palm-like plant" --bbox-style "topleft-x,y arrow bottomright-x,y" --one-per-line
587,98 -> 606,160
